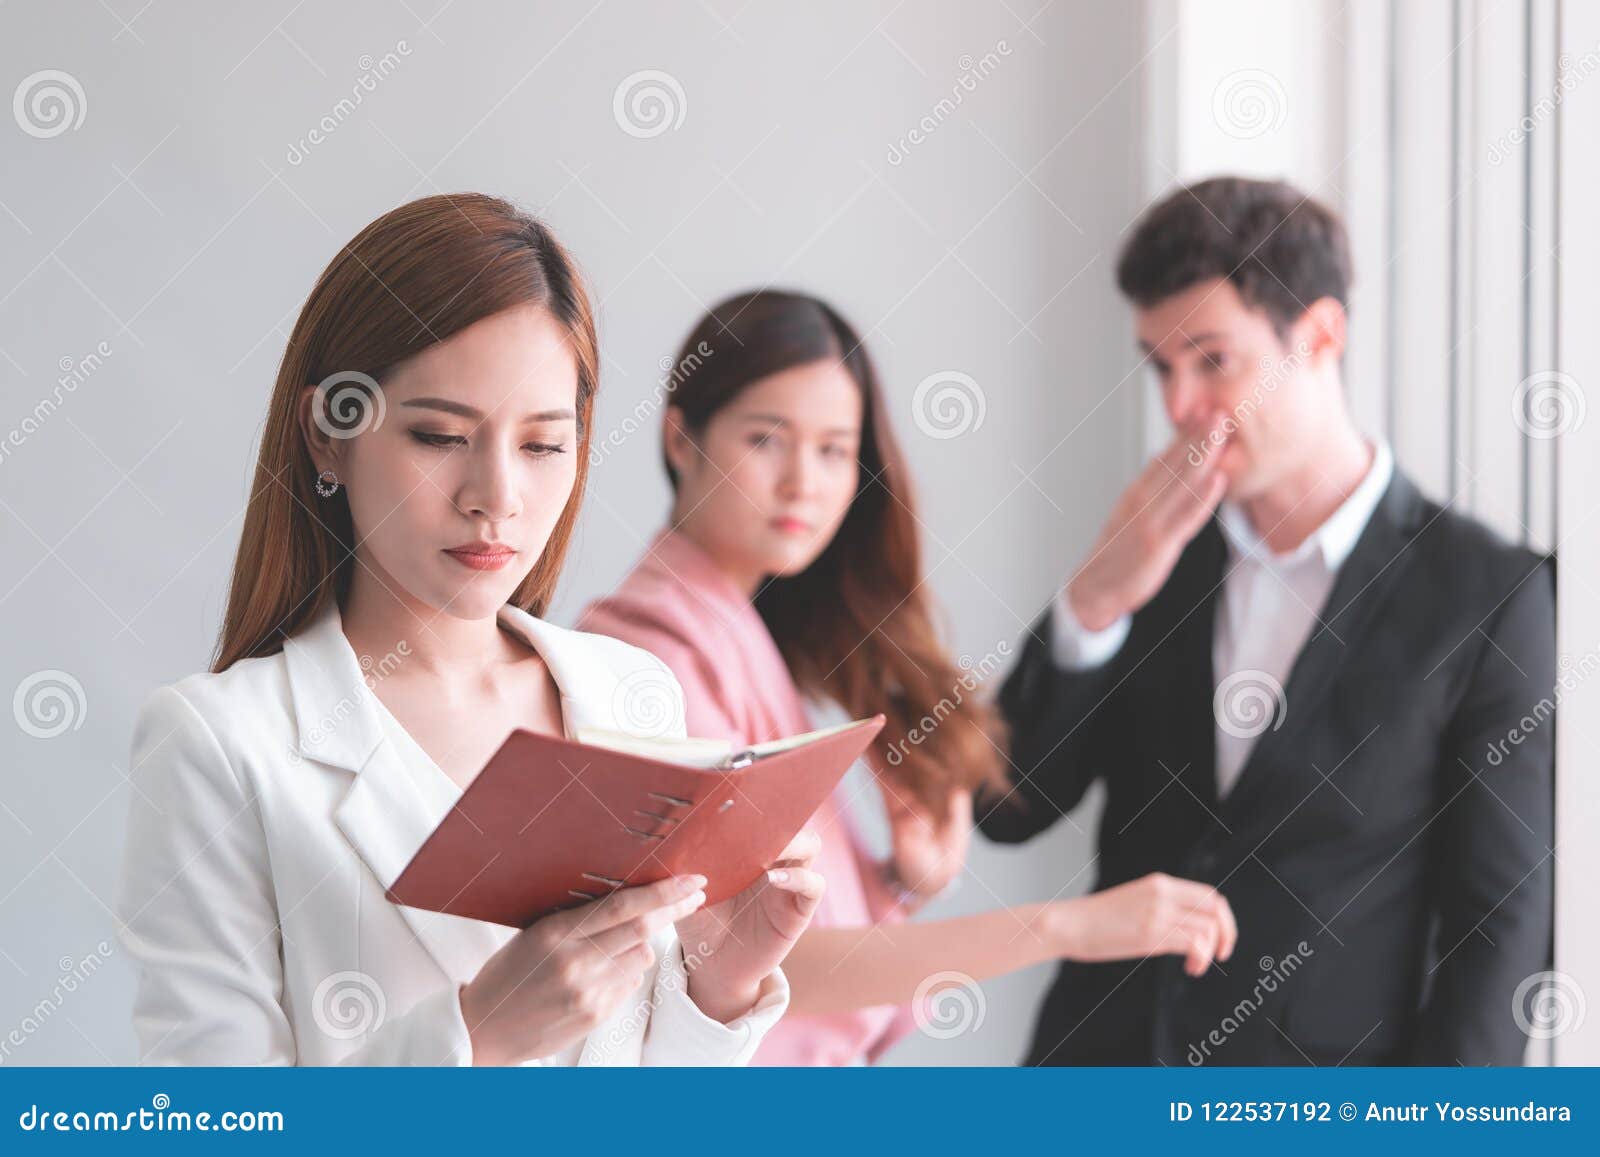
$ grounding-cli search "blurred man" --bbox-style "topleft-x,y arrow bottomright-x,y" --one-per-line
980,176 -> 1554,1066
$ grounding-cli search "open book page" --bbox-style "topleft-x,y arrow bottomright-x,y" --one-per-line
571,717 -> 866,769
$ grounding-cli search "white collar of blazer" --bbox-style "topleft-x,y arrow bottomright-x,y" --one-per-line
281,598 -> 644,984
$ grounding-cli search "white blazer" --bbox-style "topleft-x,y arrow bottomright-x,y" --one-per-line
117,598 -> 789,1066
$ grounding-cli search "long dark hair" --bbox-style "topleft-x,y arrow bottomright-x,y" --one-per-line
664,289 -> 1005,816
214,193 -> 598,672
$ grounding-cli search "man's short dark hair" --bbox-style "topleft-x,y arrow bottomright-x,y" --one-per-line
1115,176 -> 1352,334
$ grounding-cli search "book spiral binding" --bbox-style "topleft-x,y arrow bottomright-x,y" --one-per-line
562,745 -> 767,906
565,789 -> 697,903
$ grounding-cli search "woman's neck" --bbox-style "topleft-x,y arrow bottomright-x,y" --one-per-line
339,567 -> 514,683
668,513 -> 765,601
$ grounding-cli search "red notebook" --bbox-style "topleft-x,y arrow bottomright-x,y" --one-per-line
386,715 -> 886,927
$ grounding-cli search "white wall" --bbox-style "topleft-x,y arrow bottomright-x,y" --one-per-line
0,0 -> 1147,1065
1553,0 -> 1600,1068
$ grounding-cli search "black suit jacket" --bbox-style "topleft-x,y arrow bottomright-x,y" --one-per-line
981,469 -> 1555,1066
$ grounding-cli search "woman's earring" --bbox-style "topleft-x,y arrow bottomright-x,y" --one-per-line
314,469 -> 340,498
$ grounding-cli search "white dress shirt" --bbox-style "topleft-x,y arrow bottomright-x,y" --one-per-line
119,597 -> 789,1065
1052,440 -> 1394,798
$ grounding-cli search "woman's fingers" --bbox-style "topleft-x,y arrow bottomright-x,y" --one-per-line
1134,875 -> 1233,975
1184,922 -> 1219,976
583,898 -> 700,959
1172,885 -> 1235,964
570,974 -> 646,1028
1172,901 -> 1233,975
1154,911 -> 1206,959
765,866 -> 826,900
1153,910 -> 1214,975
949,787 -> 974,826
547,873 -> 706,939
764,866 -> 826,924
770,827 -> 821,870
1212,892 -> 1238,961
561,936 -> 657,994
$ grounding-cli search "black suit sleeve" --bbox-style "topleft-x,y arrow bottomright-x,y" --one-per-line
976,606 -> 1127,843
1409,560 -> 1556,1065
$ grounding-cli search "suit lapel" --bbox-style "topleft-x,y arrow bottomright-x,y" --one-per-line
1221,471 -> 1427,816
501,604 -> 689,740
334,739 -> 513,983
283,600 -> 510,984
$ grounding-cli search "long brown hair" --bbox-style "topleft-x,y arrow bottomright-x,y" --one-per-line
665,290 -> 1006,816
213,193 -> 598,672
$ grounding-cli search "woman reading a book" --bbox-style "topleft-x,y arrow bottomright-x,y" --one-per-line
116,195 -> 823,1066
579,289 -> 1238,1065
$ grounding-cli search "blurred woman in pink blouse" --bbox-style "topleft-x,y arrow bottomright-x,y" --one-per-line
580,289 -> 1237,1065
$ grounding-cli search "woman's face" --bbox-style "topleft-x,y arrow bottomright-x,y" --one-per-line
667,359 -> 862,592
302,303 -> 581,621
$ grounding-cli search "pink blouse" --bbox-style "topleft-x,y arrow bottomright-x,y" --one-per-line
578,527 -> 915,1066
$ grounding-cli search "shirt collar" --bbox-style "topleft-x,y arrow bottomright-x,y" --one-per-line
1215,439 -> 1394,571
